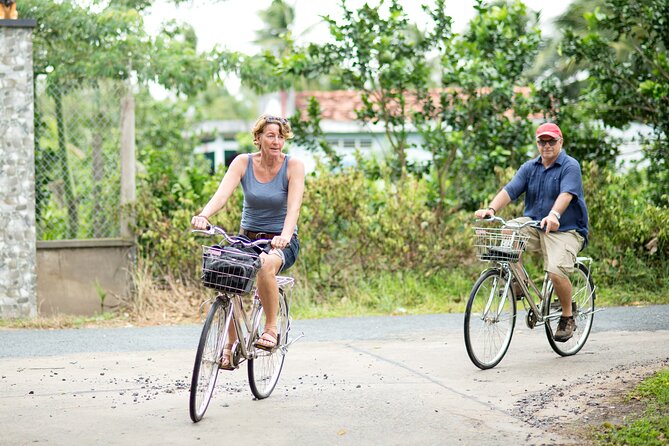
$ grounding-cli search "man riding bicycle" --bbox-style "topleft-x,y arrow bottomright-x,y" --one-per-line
474,122 -> 589,342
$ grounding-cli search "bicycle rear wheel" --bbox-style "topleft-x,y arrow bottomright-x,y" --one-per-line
248,289 -> 288,399
544,262 -> 595,356
464,268 -> 516,370
189,297 -> 229,422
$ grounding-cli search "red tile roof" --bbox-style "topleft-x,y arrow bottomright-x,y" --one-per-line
294,87 -> 538,121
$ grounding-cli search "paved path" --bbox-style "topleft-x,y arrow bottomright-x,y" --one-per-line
1,306 -> 668,445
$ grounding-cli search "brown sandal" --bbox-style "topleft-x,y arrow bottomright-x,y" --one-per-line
220,343 -> 235,371
253,330 -> 278,352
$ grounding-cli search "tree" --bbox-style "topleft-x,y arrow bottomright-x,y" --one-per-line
415,0 -> 541,212
21,0 -> 223,238
284,0 -> 452,179
254,0 -> 295,58
528,0 -> 608,97
561,0 -> 669,204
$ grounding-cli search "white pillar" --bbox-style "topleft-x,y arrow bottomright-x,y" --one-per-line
119,85 -> 136,240
0,19 -> 38,318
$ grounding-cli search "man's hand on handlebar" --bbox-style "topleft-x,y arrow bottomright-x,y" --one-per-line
474,208 -> 495,219
540,213 -> 560,234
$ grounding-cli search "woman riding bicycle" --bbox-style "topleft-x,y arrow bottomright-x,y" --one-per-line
191,114 -> 305,367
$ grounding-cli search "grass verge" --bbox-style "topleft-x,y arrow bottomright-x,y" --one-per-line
0,312 -> 126,330
1,265 -> 667,329
594,367 -> 669,446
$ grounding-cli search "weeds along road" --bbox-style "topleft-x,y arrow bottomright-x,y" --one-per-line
1,306 -> 668,446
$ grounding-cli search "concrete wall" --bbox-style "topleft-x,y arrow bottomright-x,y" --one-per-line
36,240 -> 134,316
0,19 -> 37,318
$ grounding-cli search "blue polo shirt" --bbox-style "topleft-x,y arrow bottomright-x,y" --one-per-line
504,150 -> 589,245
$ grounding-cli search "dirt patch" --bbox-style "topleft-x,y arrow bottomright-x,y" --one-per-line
511,357 -> 669,445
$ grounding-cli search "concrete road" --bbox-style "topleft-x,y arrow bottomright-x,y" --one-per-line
1,306 -> 668,445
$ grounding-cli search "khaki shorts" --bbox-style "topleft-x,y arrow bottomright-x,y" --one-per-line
510,217 -> 584,278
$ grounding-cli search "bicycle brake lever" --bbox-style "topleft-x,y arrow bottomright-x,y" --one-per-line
191,225 -> 215,235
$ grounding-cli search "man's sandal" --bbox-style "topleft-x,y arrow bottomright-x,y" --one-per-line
253,330 -> 278,352
220,343 -> 235,371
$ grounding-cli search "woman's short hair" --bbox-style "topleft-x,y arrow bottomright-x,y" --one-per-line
252,114 -> 294,147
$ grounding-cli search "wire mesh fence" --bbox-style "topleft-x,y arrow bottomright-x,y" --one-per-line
34,76 -> 127,240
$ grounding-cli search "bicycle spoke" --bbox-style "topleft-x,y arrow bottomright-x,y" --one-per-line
544,263 -> 595,356
464,269 -> 516,369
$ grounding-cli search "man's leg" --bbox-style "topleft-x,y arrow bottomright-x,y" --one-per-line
542,231 -> 583,341
548,272 -> 572,317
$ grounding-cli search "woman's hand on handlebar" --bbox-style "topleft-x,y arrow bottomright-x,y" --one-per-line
191,214 -> 210,230
271,235 -> 290,250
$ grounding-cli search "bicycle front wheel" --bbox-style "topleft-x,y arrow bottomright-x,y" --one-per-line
464,269 -> 516,370
544,262 -> 595,356
189,297 -> 229,422
248,289 -> 288,399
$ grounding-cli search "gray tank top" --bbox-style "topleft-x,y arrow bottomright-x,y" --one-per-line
240,154 -> 293,234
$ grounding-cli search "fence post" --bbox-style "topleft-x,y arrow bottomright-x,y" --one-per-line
120,83 -> 136,240
0,19 -> 38,318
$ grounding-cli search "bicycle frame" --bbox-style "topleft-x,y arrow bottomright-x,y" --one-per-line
481,254 -> 597,328
510,262 -> 553,325
222,292 -> 263,366
216,275 -> 300,367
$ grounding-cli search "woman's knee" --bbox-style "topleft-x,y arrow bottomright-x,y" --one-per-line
259,254 -> 282,276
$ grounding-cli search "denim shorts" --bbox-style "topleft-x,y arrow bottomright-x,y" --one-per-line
278,235 -> 300,273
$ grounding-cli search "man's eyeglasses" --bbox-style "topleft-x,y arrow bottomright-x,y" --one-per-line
536,138 -> 561,147
264,115 -> 288,125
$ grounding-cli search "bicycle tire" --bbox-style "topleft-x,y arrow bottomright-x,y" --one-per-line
464,268 -> 516,370
248,289 -> 288,399
189,297 -> 229,422
544,262 -> 595,356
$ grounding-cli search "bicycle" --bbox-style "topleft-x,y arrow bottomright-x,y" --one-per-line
463,216 -> 597,370
189,225 -> 302,422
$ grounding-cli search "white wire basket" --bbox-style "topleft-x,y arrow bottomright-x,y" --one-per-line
473,227 -> 530,263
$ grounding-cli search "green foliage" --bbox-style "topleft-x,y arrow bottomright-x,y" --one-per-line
191,84 -> 257,121
289,97 -> 341,167
21,0 -> 669,314
25,0 -> 225,240
295,166 -> 472,299
561,0 -> 669,204
254,0 -> 295,57
220,50 -> 293,94
131,91 -> 223,276
285,0 -> 453,178
582,162 -> 668,290
425,0 -> 541,212
595,367 -> 669,446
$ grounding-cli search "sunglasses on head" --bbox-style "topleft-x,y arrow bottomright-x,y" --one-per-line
536,138 -> 560,147
264,115 -> 288,125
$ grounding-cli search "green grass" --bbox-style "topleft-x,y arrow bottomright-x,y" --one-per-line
595,367 -> 669,446
289,264 -> 669,320
0,312 -> 125,330
290,268 -> 476,319
1,264 -> 667,329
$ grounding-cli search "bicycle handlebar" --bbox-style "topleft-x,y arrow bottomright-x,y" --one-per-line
476,215 -> 542,229
192,225 -> 272,250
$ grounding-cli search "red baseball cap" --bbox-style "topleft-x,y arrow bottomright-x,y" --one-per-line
536,122 -> 562,139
